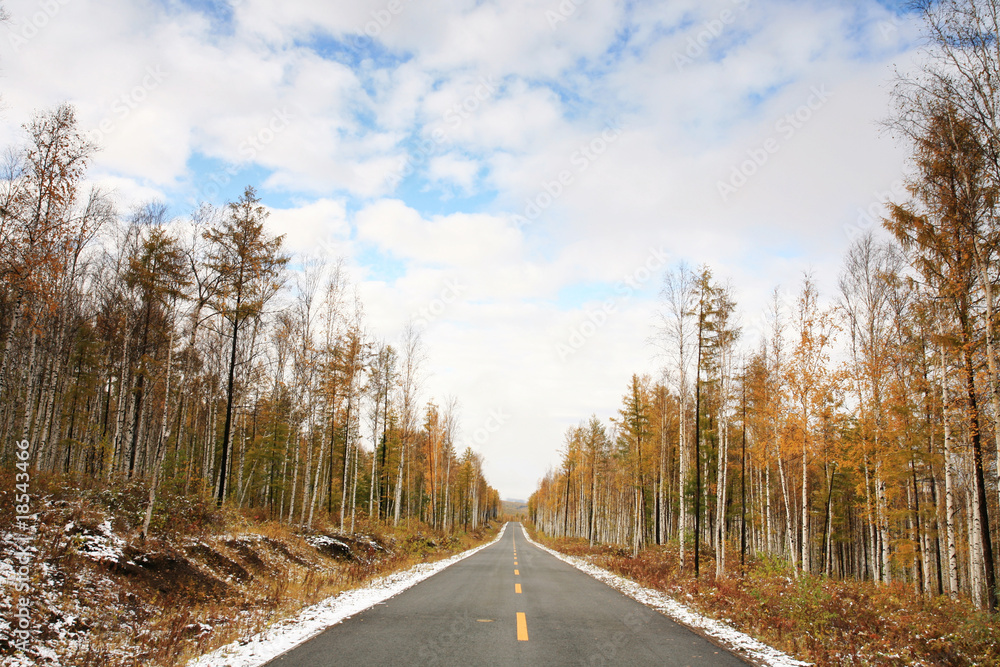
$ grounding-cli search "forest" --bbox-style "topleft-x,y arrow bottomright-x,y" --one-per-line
0,104 -> 500,539
529,0 -> 1000,612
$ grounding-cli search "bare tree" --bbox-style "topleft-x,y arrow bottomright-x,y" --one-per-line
657,262 -> 697,572
839,231 -> 906,583
393,322 -> 425,525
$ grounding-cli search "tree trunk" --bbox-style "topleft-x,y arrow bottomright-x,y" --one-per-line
340,391 -> 353,531
778,450 -> 797,576
393,431 -> 406,526
0,287 -> 25,404
801,401 -> 810,574
141,313 -> 176,539
969,236 -> 1000,521
694,300 -> 703,578
716,407 -> 729,577
960,306 -> 998,610
741,382 -> 747,569
308,427 -> 326,528
875,458 -> 890,584
679,387 -> 687,572
216,316 -> 240,507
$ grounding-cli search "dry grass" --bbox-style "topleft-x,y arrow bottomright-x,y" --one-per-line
0,471 -> 500,667
529,530 -> 1000,667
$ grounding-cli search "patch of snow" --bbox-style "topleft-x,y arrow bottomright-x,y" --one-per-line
519,526 -> 811,667
304,535 -> 351,551
356,535 -> 387,550
75,519 -> 125,564
208,533 -> 262,544
223,533 -> 265,543
187,523 -> 509,667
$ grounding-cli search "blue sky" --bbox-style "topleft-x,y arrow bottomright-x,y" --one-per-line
0,0 -> 922,499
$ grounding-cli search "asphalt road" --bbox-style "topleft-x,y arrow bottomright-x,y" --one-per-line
264,522 -> 748,666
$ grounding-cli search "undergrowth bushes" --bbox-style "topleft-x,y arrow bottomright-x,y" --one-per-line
531,530 -> 1000,667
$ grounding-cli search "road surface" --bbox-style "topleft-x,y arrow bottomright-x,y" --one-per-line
264,522 -> 748,666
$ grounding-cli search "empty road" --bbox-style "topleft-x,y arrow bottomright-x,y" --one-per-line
264,522 -> 748,666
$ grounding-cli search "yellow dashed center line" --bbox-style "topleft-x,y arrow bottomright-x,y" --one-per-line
516,612 -> 529,641
512,530 -> 527,642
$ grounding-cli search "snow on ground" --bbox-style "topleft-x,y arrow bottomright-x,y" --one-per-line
519,526 -> 811,667
186,524 -> 508,667
303,535 -> 351,551
75,519 -> 125,563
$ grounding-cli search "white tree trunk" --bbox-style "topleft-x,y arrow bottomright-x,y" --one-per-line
941,341 -> 960,596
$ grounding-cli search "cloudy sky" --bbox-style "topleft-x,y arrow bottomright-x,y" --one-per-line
0,0 -> 921,500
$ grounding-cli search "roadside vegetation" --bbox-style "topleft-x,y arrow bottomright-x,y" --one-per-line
1,472 -> 500,667
528,526 -> 1000,667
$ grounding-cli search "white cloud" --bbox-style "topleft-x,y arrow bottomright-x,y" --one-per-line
426,153 -> 479,193
355,199 -> 523,270
266,198 -> 350,255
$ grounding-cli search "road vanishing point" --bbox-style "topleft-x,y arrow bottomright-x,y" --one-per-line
263,523 -> 749,666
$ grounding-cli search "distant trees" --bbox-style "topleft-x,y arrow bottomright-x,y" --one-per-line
0,105 -> 500,536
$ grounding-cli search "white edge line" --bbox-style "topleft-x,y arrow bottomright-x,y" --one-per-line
519,525 -> 811,667
187,523 -> 510,667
